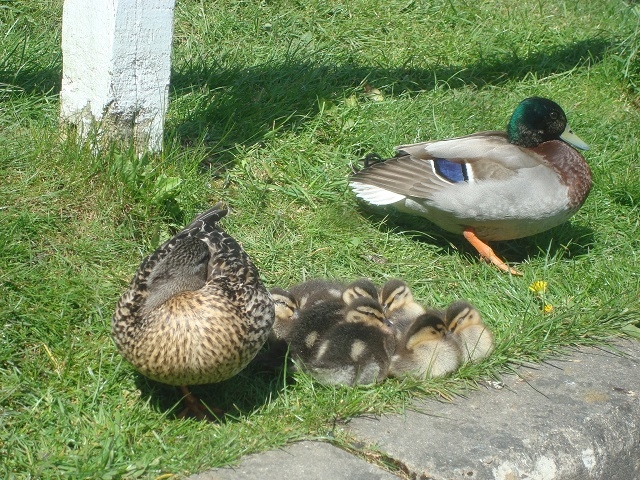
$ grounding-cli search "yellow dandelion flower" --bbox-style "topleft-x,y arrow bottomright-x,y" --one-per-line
529,280 -> 548,295
543,304 -> 554,314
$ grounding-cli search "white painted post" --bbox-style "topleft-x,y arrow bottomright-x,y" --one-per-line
60,0 -> 175,153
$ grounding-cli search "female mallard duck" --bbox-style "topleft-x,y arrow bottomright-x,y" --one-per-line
350,97 -> 592,275
111,203 -> 275,419
445,301 -> 494,363
298,297 -> 395,386
388,310 -> 462,379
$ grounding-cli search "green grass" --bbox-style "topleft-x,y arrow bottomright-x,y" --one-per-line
2,0 -> 640,477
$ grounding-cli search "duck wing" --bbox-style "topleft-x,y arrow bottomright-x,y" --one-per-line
140,203 -> 228,277
131,204 -> 230,313
143,203 -> 228,281
351,131 -> 541,201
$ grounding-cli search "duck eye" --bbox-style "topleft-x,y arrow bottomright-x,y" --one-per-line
549,111 -> 558,120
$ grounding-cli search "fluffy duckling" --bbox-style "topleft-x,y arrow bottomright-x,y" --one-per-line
445,301 -> 494,363
379,279 -> 426,338
301,297 -> 395,386
250,288 -> 299,370
350,97 -> 592,275
287,297 -> 348,364
287,277 -> 378,310
342,278 -> 379,304
288,279 -> 344,309
268,287 -> 299,345
111,203 -> 275,419
388,311 -> 462,379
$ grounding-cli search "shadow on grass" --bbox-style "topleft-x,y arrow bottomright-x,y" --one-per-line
168,37 -> 611,165
134,358 -> 287,422
0,65 -> 61,97
356,204 -> 596,268
0,29 -> 61,97
5,37 -> 611,157
4,37 -> 612,179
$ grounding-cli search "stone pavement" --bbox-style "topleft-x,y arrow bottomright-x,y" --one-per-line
190,339 -> 640,480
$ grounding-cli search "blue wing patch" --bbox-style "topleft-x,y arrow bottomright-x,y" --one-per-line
433,158 -> 468,183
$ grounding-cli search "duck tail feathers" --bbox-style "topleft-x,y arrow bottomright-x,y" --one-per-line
349,181 -> 406,205
190,202 -> 229,227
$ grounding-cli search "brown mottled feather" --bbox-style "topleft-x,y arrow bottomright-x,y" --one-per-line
111,202 -> 275,387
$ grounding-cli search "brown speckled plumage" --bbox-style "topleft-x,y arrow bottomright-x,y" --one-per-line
111,202 -> 275,389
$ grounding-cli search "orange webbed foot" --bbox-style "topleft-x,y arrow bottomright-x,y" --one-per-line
463,228 -> 523,276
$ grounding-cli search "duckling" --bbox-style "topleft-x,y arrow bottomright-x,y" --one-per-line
301,297 -> 396,386
268,287 -> 299,345
287,297 -> 347,364
350,97 -> 592,275
342,277 -> 379,304
249,287 -> 300,367
111,202 -> 275,419
379,279 -> 426,338
388,311 -> 462,379
445,301 -> 494,363
286,280 -> 379,364
249,287 -> 300,371
267,279 -> 376,346
288,279 -> 344,309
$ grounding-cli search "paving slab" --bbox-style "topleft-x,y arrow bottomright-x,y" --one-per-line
190,339 -> 640,480
189,440 -> 400,480
349,340 -> 640,479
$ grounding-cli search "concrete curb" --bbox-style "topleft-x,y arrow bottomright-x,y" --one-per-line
188,441 -> 398,480
190,339 -> 640,480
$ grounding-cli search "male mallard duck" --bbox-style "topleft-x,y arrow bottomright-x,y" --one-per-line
445,301 -> 494,363
299,297 -> 395,386
388,310 -> 462,379
379,279 -> 426,338
350,97 -> 592,275
111,203 -> 275,419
